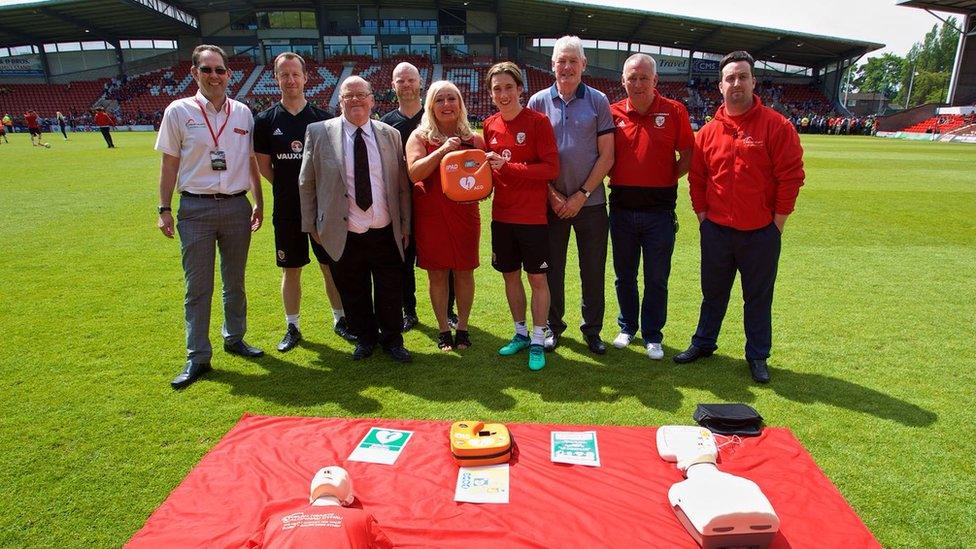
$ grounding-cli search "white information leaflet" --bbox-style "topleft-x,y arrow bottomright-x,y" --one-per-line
454,464 -> 510,504
550,431 -> 601,467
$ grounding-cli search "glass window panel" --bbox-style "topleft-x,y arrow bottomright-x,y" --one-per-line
293,44 -> 314,57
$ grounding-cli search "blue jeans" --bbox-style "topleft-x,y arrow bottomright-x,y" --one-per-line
691,219 -> 781,360
609,208 -> 676,344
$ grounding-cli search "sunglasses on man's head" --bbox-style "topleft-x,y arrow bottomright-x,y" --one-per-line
197,66 -> 227,75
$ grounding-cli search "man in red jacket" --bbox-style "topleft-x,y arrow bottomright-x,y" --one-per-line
93,107 -> 116,148
674,51 -> 804,384
608,53 -> 693,361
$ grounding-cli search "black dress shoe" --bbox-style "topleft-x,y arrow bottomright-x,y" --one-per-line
334,317 -> 358,342
543,329 -> 559,352
277,324 -> 302,352
224,340 -> 264,358
749,359 -> 771,384
672,345 -> 713,364
384,345 -> 412,363
402,314 -> 419,333
171,361 -> 211,390
585,335 -> 607,355
352,343 -> 375,360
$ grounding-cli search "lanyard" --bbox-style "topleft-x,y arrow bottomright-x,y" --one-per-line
195,99 -> 230,149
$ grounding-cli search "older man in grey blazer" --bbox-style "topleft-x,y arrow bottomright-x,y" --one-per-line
299,76 -> 412,362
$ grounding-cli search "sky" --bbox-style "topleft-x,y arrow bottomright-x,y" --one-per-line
589,0 -> 958,59
0,0 -> 959,60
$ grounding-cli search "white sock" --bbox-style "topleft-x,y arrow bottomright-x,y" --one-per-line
332,309 -> 344,325
515,321 -> 528,337
531,326 -> 546,346
286,314 -> 300,329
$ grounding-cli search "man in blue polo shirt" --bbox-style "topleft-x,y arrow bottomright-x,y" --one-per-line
527,35 -> 615,355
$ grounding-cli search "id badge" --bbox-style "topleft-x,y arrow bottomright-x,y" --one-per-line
210,149 -> 227,171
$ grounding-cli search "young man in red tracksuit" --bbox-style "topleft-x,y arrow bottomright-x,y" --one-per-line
483,61 -> 560,371
673,51 -> 804,384
94,107 -> 116,148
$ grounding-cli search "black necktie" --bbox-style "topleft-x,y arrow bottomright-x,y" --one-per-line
354,127 -> 373,212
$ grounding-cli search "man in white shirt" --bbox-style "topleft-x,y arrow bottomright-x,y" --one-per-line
299,76 -> 412,362
155,45 -> 265,390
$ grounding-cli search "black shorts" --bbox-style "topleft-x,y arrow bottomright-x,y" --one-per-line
491,221 -> 550,274
28,128 -> 41,137
273,217 -> 331,268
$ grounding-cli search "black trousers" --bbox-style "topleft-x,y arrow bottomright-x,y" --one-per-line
99,126 -> 114,148
59,122 -> 67,139
331,225 -> 404,348
691,219 -> 781,360
546,204 -> 609,337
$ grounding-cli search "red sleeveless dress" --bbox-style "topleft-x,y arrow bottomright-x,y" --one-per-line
413,139 -> 481,271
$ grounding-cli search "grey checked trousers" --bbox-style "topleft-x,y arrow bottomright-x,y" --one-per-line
176,194 -> 251,364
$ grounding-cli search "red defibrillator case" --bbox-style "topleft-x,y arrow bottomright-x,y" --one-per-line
439,148 -> 493,202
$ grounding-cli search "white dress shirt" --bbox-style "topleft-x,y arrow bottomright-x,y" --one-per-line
154,91 -> 254,194
341,117 -> 391,233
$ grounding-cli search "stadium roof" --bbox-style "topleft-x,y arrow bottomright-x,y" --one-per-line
0,0 -> 198,48
898,0 -> 976,14
0,0 -> 883,67
498,0 -> 883,67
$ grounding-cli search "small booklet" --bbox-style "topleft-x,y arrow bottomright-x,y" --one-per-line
454,464 -> 510,504
347,427 -> 413,465
550,431 -> 601,467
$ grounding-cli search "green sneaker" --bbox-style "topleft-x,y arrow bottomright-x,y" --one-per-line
498,334 -> 531,356
528,344 -> 546,371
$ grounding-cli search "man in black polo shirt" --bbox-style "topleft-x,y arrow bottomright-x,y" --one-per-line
254,52 -> 355,351
379,61 -> 457,332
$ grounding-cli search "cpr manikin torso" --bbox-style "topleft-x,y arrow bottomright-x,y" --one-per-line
657,426 -> 780,549
246,466 -> 393,549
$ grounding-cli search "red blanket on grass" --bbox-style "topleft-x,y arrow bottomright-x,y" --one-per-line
127,414 -> 879,548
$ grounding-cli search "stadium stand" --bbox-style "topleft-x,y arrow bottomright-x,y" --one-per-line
0,80 -> 109,119
583,76 -> 624,103
0,54 -> 845,132
0,0 -> 894,138
442,63 -> 492,118
109,57 -> 253,122
355,56 -> 433,115
902,114 -> 966,133
246,59 -> 344,112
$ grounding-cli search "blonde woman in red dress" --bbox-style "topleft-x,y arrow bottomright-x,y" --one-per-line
405,80 -> 485,352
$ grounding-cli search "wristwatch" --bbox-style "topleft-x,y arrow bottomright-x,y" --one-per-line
579,188 -> 591,199
158,206 -> 172,214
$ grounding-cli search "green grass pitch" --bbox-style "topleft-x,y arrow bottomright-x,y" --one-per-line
0,131 -> 973,547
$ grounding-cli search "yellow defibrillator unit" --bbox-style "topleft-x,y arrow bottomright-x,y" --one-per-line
450,421 -> 512,467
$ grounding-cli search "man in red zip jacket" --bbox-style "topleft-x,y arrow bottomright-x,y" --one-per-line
673,51 -> 804,384
93,107 -> 116,148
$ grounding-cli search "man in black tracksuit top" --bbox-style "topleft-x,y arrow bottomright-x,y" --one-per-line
379,61 -> 457,332
254,52 -> 355,352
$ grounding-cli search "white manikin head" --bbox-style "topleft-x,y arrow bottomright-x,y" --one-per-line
309,466 -> 354,506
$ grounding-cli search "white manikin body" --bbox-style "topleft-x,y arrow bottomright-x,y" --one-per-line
656,426 -> 779,549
